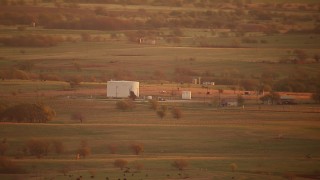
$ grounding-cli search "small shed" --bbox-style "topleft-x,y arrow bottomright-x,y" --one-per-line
107,81 -> 139,98
182,91 -> 192,100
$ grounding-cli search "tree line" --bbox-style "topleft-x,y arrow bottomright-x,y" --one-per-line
0,102 -> 55,123
0,2 -> 318,33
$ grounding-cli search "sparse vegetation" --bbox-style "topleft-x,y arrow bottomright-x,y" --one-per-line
171,107 -> 182,120
114,159 -> 128,170
116,99 -> 135,111
0,0 -> 319,179
130,143 -> 144,155
172,159 -> 189,171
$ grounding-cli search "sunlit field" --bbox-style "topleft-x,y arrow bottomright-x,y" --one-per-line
1,0 -> 320,179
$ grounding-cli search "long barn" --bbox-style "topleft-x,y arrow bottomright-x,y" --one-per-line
107,81 -> 139,98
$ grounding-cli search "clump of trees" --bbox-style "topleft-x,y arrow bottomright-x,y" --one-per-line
0,103 -> 56,123
0,35 -> 64,47
24,138 -> 65,158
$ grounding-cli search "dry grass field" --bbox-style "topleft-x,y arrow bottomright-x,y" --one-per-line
0,0 -> 320,179
0,81 -> 319,180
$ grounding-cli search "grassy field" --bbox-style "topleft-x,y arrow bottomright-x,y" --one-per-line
0,1 -> 320,179
0,82 -> 320,179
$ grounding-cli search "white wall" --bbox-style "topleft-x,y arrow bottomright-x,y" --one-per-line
182,91 -> 192,100
107,81 -> 139,98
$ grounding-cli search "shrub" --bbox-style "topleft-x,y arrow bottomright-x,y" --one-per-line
107,143 -> 118,154
171,107 -> 182,119
149,99 -> 158,110
71,112 -> 85,123
0,138 -> 8,156
230,163 -> 238,172
77,140 -> 91,158
114,159 -> 128,170
25,139 -> 51,158
51,140 -> 65,155
130,143 -> 144,155
116,99 -> 135,111
172,159 -> 189,171
157,105 -> 168,120
129,91 -> 137,100
0,157 -> 26,174
133,162 -> 144,172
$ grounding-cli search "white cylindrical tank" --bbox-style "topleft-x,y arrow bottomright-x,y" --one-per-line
107,81 -> 139,98
182,91 -> 191,100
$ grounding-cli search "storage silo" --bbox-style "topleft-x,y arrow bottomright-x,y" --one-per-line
107,81 -> 139,98
182,91 -> 192,100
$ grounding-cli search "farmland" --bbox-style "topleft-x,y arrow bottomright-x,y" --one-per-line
1,0 -> 320,179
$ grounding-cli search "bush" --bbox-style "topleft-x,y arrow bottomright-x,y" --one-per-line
116,99 -> 135,111
130,143 -> 144,155
171,107 -> 182,119
0,138 -> 8,156
107,143 -> 118,154
51,140 -> 65,155
114,159 -> 128,170
71,112 -> 85,123
149,99 -> 158,110
0,157 -> 26,174
25,139 -> 50,158
157,105 -> 168,120
77,140 -> 91,158
172,159 -> 189,171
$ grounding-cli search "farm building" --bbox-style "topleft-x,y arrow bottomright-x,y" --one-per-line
107,81 -> 139,98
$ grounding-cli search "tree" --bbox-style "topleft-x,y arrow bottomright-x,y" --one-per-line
171,107 -> 182,119
116,99 -> 135,111
0,138 -> 8,156
172,159 -> 189,171
259,92 -> 280,104
129,91 -> 137,101
114,159 -> 128,170
149,99 -> 158,110
77,140 -> 91,158
237,95 -> 245,107
0,103 -> 55,123
230,163 -> 238,172
26,139 -> 51,158
107,143 -> 118,154
130,143 -> 144,155
311,89 -> 320,103
52,139 -> 65,155
156,105 -> 167,120
71,112 -> 85,123
0,157 -> 25,174
293,49 -> 308,63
